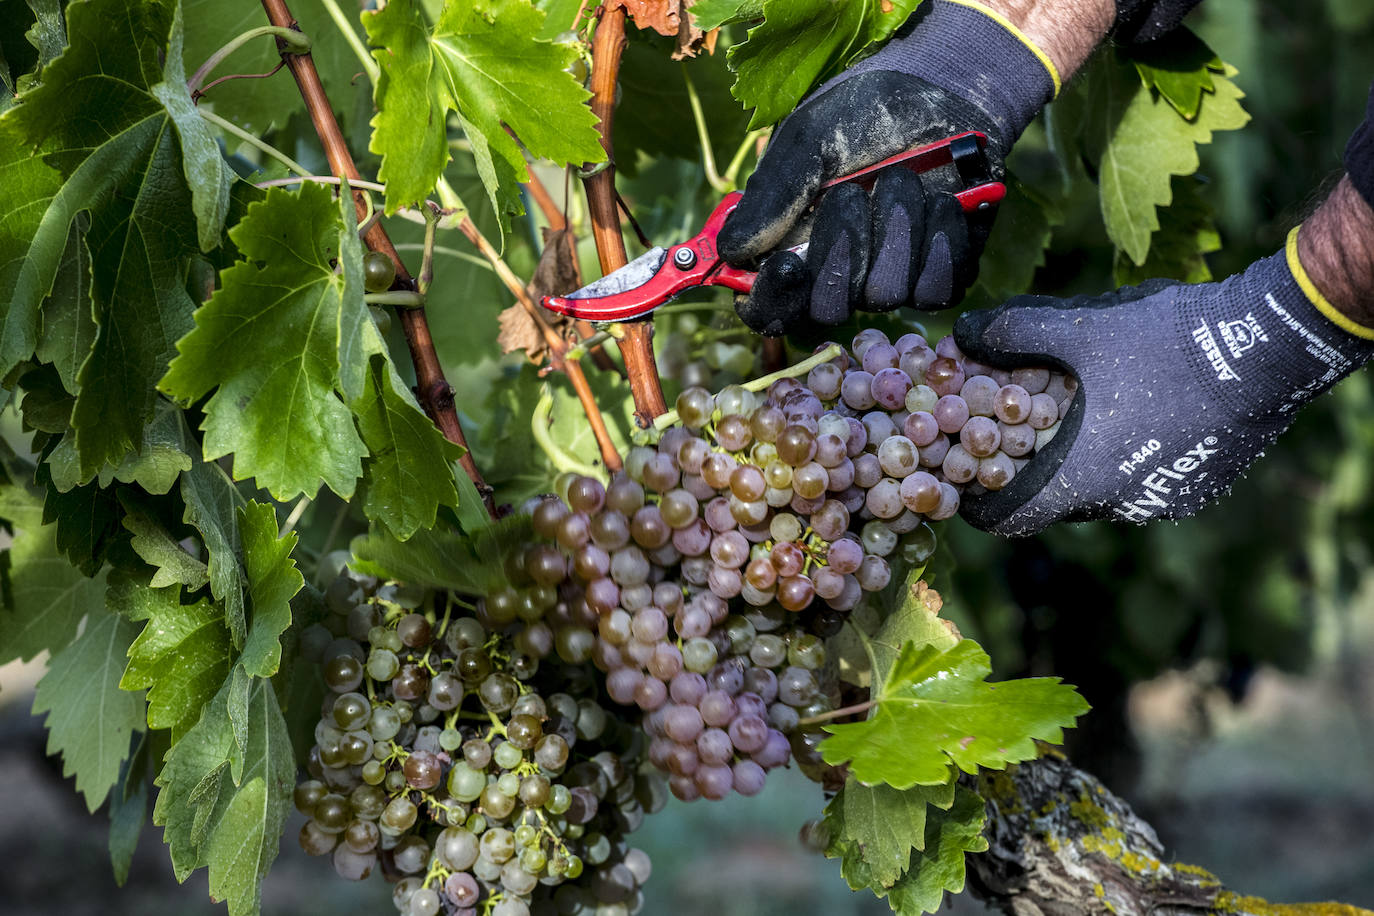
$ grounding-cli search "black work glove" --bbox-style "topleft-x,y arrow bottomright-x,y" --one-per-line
952,234 -> 1374,536
718,0 -> 1060,335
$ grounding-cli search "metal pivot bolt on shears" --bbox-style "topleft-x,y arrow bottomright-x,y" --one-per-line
541,131 -> 1007,323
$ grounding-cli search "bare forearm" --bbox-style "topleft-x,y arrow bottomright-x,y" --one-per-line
1297,176 -> 1374,329
977,0 -> 1115,82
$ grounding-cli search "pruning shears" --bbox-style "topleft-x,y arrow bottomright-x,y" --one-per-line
541,131 -> 1006,323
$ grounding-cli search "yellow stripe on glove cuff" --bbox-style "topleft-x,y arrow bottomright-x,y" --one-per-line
1286,225 -> 1374,340
941,0 -> 1062,97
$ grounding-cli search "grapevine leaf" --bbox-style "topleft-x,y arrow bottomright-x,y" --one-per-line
820,639 -> 1089,789
99,398 -> 194,495
19,361 -> 73,434
824,778 -> 957,892
1112,175 -> 1219,286
453,465 -> 492,536
120,585 -> 231,740
722,0 -> 918,129
226,663 -> 252,781
1125,27 -> 1224,121
120,498 -> 210,591
0,0 -> 230,475
109,740 -> 151,886
353,352 -> 464,537
727,0 -> 868,129
335,194 -> 461,537
868,578 -> 960,681
159,183 -> 367,502
971,177 -> 1063,303
1083,50 -> 1248,265
0,483 -> 107,664
34,215 -> 96,394
153,674 -> 294,916
351,515 -> 535,595
885,785 -> 989,915
181,453 -> 247,649
689,0 -> 763,31
364,0 -> 605,226
31,601 -> 143,811
237,501 -> 303,679
37,472 -> 123,575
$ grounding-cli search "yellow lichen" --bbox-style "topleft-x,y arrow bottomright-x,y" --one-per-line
1213,892 -> 1374,916
1174,862 -> 1222,887
1069,792 -> 1112,830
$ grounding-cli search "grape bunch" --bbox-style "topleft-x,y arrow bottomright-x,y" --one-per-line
297,570 -> 660,916
294,326 -> 1074,911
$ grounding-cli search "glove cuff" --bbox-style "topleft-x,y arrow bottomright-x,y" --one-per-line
1285,225 -> 1374,343
848,0 -> 1058,143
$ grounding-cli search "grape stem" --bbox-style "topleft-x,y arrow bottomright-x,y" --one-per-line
187,25 -> 308,98
452,207 -> 624,472
258,0 -> 495,516
582,5 -> 668,426
364,291 -> 425,308
199,110 -> 309,176
796,699 -> 875,727
531,386 -> 608,481
652,343 -> 844,431
318,0 -> 379,84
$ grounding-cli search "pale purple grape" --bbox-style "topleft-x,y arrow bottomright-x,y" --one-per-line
894,332 -> 927,353
844,417 -> 867,456
861,411 -> 897,446
732,760 -> 767,796
709,531 -> 748,569
919,435 -> 950,468
900,346 -> 936,382
813,567 -> 845,599
960,375 -> 999,416
704,497 -> 735,533
708,659 -> 747,695
634,677 -> 667,711
825,457 -> 855,491
934,335 -> 963,360
675,607 -> 711,639
841,371 -> 877,409
695,764 -> 734,800
1012,367 -> 1050,393
865,478 -> 903,519
942,444 -> 978,483
815,433 -> 847,467
669,673 -> 708,706
928,482 -> 960,520
999,421 -> 1036,457
961,416 -> 1001,457
994,384 -> 1032,424
851,328 -> 888,359
707,566 -> 742,599
728,714 -> 769,754
826,538 -> 862,574
669,774 -> 700,801
1028,393 -> 1059,429
933,394 -> 969,434
735,692 -> 767,719
903,411 -> 940,446
870,367 -> 912,409
978,452 -> 1016,490
807,362 -> 843,400
699,690 -> 736,728
696,729 -> 734,765
667,744 -> 699,777
606,668 -> 643,705
671,518 -> 711,556
663,704 -> 705,742
862,342 -> 900,373
752,730 -> 791,768
852,453 -> 882,488
744,668 -> 778,703
900,471 -> 942,514
856,555 -> 891,591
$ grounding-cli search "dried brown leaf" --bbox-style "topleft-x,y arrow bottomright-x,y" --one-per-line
501,228 -> 584,364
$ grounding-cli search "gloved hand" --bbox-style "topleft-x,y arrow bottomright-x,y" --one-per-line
951,232 -> 1374,536
718,0 -> 1060,335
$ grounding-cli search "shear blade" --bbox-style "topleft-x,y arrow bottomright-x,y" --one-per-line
565,247 -> 668,299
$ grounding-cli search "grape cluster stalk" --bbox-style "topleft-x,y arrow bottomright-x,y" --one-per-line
298,329 -> 1076,913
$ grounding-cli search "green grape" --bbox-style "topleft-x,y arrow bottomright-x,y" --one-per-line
362,250 -> 396,293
